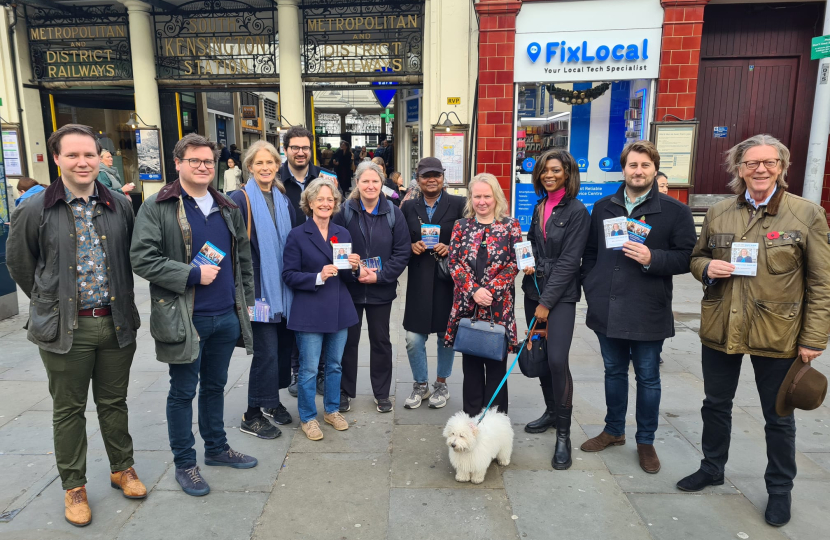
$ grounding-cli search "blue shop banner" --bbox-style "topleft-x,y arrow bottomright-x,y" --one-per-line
515,183 -> 540,233
578,182 -> 621,214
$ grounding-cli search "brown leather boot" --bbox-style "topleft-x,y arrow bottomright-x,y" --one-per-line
110,467 -> 147,499
637,443 -> 661,474
580,431 -> 625,452
64,486 -> 92,527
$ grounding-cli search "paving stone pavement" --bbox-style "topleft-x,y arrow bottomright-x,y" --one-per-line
1,272 -> 829,539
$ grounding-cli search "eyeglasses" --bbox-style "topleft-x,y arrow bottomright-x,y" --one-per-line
741,159 -> 780,170
182,158 -> 215,169
288,146 -> 311,153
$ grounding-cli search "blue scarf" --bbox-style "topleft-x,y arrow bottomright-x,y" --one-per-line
245,181 -> 293,323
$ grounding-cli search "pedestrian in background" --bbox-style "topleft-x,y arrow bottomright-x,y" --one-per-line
334,161 -> 410,413
656,171 -> 669,195
679,134 -> 830,527
333,140 -> 354,192
401,158 -> 465,409
230,140 -> 296,439
580,140 -> 696,474
131,133 -> 258,497
98,149 -> 135,199
7,124 -> 145,526
282,177 -> 361,440
13,176 -> 46,207
521,149 -> 590,470
224,157 -> 243,193
444,173 -> 522,417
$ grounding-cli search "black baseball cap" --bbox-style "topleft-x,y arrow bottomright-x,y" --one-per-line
416,157 -> 445,176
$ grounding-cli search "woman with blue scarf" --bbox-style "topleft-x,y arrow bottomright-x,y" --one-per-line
229,141 -> 296,439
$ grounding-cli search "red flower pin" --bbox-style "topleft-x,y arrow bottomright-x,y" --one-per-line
330,235 -> 338,244
767,231 -> 779,240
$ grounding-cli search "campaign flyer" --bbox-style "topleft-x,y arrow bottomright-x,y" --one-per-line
421,224 -> 440,249
361,256 -> 383,271
317,169 -> 338,184
191,241 -> 226,267
247,298 -> 271,322
514,241 -> 535,270
603,217 -> 628,249
627,218 -> 652,244
731,242 -> 758,276
333,243 -> 352,269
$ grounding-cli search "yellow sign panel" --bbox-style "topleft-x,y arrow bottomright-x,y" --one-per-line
447,97 -> 461,105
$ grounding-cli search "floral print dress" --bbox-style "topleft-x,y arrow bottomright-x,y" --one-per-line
444,217 -> 523,353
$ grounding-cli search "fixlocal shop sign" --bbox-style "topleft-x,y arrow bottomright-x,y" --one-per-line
513,0 -> 663,84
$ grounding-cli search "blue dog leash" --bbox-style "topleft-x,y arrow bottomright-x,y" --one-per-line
476,274 -> 542,425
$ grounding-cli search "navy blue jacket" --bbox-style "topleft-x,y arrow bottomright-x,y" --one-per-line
580,181 -> 696,341
278,161 -> 322,228
331,194 -> 411,305
282,219 -> 359,333
229,188 -> 297,298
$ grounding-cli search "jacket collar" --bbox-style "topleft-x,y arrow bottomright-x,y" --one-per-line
415,189 -> 449,224
302,217 -> 336,260
610,181 -> 661,217
736,186 -> 785,216
279,161 -> 321,186
156,179 -> 238,209
349,192 -> 390,214
43,176 -> 117,211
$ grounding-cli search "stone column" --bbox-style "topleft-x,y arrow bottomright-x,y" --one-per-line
277,0 -> 305,126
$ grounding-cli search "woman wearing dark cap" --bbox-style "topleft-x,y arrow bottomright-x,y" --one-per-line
521,149 -> 590,470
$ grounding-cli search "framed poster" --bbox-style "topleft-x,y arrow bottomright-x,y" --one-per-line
431,127 -> 468,186
136,129 -> 163,181
1,127 -> 24,177
651,121 -> 698,186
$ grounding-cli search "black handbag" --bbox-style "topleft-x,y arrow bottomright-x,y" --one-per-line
434,252 -> 452,281
518,319 -> 550,378
454,306 -> 508,361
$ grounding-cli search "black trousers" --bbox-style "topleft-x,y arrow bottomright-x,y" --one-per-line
700,345 -> 797,494
462,352 -> 508,417
523,297 -> 576,410
340,302 -> 394,400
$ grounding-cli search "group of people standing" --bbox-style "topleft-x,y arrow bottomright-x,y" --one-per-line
6,121 -> 828,530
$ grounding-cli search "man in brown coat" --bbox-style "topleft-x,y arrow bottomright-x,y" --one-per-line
679,134 -> 830,527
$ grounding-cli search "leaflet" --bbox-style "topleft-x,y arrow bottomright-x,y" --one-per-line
514,241 -> 535,270
731,242 -> 758,276
191,241 -> 225,267
627,218 -> 652,244
247,298 -> 271,322
317,169 -> 338,184
361,256 -> 383,271
421,224 -> 440,249
333,243 -> 352,269
603,217 -> 628,249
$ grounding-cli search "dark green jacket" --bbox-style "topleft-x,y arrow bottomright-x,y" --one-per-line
130,179 -> 254,363
6,178 -> 139,354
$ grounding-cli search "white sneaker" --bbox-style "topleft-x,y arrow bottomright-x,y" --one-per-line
404,382 -> 431,409
428,381 -> 450,409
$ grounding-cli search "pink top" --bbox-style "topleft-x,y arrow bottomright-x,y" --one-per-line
542,188 -> 566,240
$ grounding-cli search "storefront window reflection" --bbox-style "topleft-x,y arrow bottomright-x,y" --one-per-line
515,80 -> 650,184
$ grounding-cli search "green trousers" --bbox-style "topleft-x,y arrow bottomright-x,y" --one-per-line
39,315 -> 137,490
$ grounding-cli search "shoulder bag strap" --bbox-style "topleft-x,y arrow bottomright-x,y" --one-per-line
241,189 -> 252,239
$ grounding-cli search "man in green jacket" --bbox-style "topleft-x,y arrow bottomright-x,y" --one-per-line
679,134 -> 830,527
6,124 -> 145,526
130,133 -> 256,497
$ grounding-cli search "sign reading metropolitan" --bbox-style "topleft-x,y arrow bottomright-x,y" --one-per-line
301,0 -> 424,77
26,6 -> 132,81
153,0 -> 277,80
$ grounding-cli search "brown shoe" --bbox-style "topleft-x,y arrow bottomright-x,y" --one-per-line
580,431 -> 626,452
302,419 -> 324,440
110,467 -> 147,499
637,443 -> 661,474
324,411 -> 349,431
64,486 -> 91,527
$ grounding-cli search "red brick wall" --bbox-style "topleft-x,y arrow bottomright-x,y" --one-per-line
475,0 -> 521,202
823,144 -> 830,217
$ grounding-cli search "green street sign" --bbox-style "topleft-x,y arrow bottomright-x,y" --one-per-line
811,35 -> 830,60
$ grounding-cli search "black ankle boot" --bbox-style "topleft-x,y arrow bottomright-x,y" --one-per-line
552,406 -> 572,470
525,407 -> 557,433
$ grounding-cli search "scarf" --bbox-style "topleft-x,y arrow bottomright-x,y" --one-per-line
245,181 -> 293,323
99,163 -> 122,190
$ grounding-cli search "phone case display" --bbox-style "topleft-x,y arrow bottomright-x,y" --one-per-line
515,121 -> 569,170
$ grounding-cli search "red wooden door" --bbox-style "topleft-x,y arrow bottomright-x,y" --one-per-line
694,57 -> 799,194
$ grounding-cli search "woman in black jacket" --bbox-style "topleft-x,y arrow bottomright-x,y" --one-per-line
332,160 -> 411,413
522,149 -> 590,470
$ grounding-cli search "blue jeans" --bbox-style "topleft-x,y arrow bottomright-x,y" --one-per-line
405,331 -> 455,384
167,311 -> 240,468
295,330 -> 348,423
595,332 -> 663,445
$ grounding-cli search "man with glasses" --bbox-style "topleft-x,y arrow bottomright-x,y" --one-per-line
678,134 -> 830,527
277,126 -> 327,397
131,133 -> 258,497
400,157 -> 465,409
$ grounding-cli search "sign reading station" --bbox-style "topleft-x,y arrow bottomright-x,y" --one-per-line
514,28 -> 662,83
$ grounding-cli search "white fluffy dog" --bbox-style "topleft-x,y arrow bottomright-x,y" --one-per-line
442,410 -> 514,484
